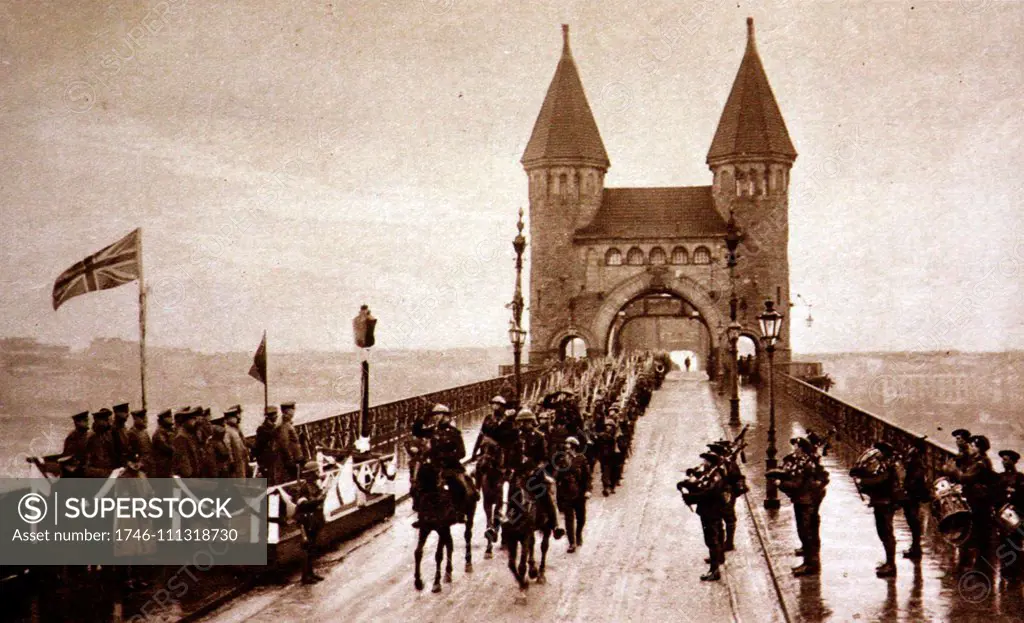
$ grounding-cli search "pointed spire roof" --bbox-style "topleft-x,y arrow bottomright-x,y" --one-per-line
707,18 -> 796,164
521,25 -> 610,170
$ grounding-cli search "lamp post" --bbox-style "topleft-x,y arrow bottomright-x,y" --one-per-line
758,299 -> 783,510
725,211 -> 742,425
510,208 -> 527,407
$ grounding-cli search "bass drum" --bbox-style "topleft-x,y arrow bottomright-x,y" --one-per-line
852,447 -> 884,478
930,477 -> 973,545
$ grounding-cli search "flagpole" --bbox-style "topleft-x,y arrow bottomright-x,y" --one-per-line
263,330 -> 268,415
137,228 -> 147,410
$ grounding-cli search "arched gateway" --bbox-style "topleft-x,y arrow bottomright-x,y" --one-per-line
521,20 -> 796,379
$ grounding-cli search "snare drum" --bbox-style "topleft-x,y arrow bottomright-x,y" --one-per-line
999,503 -> 1022,533
930,481 -> 973,545
932,476 -> 956,499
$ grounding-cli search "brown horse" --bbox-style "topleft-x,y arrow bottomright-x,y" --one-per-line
412,460 -> 454,593
502,466 -> 555,596
475,438 -> 506,559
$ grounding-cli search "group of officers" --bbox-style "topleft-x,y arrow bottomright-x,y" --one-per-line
408,355 -> 664,554
851,429 -> 1024,585
59,401 -> 311,484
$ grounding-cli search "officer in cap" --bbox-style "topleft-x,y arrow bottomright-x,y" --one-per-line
948,434 -> 995,565
472,396 -> 507,460
253,406 -> 279,484
61,411 -> 91,475
944,429 -> 973,476
151,409 -> 175,478
172,407 -> 202,478
84,408 -> 118,477
274,402 -> 304,484
112,403 -> 131,467
223,405 -> 248,478
126,409 -> 152,475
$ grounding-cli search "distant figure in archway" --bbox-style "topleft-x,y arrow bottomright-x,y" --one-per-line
685,357 -> 692,372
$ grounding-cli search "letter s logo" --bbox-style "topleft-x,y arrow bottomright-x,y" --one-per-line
18,493 -> 48,524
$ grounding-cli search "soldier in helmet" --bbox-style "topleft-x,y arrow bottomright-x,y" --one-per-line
472,395 -> 507,460
555,436 -> 590,552
428,404 -> 476,523
508,408 -> 564,539
295,461 -> 327,584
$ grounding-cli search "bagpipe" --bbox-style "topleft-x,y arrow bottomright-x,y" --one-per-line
676,426 -> 749,508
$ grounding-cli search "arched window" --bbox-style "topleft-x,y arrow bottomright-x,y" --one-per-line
626,247 -> 645,266
670,246 -> 689,265
693,246 -> 711,265
735,170 -> 746,197
649,246 -> 666,265
605,248 -> 622,266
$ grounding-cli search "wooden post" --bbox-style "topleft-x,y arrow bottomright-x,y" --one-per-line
137,228 -> 147,410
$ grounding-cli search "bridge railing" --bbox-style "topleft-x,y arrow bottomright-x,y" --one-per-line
778,373 -> 956,485
289,368 -> 549,460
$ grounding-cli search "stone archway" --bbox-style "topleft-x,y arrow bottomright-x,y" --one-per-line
589,271 -> 728,360
547,326 -> 600,360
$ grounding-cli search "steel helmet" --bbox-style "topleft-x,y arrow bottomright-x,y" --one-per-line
431,404 -> 451,415
515,408 -> 537,422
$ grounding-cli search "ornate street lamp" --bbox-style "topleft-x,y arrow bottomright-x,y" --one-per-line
510,208 -> 527,407
758,299 -> 784,510
725,210 -> 742,425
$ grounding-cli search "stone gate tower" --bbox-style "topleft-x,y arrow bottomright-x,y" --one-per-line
522,20 -> 795,371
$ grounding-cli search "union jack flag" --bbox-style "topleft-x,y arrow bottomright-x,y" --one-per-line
52,229 -> 141,310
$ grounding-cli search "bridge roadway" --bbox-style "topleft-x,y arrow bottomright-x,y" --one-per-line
203,373 -> 785,623
204,373 -> 1024,622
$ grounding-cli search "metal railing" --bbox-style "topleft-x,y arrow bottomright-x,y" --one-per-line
778,373 -> 957,485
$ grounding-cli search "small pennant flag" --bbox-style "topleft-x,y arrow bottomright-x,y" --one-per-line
249,332 -> 267,385
52,229 -> 141,310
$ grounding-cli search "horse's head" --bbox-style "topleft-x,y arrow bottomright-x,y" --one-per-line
415,458 -> 442,493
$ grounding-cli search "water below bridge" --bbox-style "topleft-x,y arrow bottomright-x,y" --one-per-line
202,373 -> 1024,623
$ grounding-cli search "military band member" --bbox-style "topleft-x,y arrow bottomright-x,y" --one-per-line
709,440 -> 747,553
997,449 -> 1024,584
900,437 -> 929,560
112,402 -> 132,468
850,441 -> 901,578
62,411 -> 91,475
275,402 -> 305,483
943,429 -> 973,476
253,406 -> 279,483
84,408 -> 118,477
223,405 -> 248,478
947,434 -> 995,566
295,461 -> 327,584
151,409 -> 175,478
555,436 -> 590,552
126,409 -> 152,475
678,452 -> 727,581
172,408 -> 202,478
770,436 -> 826,576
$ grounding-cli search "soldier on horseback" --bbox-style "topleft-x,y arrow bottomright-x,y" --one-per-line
507,408 -> 565,539
429,404 -> 476,524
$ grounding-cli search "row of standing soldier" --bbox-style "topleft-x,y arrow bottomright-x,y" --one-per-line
767,431 -> 831,577
61,401 -> 308,485
851,429 -> 1024,585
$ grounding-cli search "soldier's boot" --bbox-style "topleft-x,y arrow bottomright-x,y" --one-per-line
794,548 -> 804,557
876,562 -> 896,578
902,545 -> 922,560
724,521 -> 736,552
700,567 -> 721,582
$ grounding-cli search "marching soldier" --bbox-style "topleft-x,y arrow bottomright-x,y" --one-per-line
127,409 -> 152,475
151,409 -> 175,478
555,436 -> 590,553
850,441 -> 902,578
596,418 -> 621,496
274,402 -> 305,483
172,408 -> 202,478
253,406 -> 279,483
223,405 -> 248,478
112,402 -> 132,468
84,408 -> 118,477
900,437 -> 929,560
61,411 -> 91,476
997,449 -> 1024,584
769,436 -> 826,576
295,461 -> 327,584
677,451 -> 727,581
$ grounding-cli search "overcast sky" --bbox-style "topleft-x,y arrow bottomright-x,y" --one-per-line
0,1 -> 1021,354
